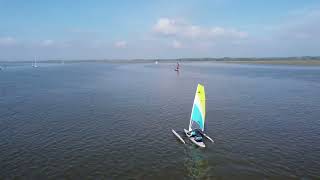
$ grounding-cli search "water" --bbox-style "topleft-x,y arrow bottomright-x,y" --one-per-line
0,62 -> 319,179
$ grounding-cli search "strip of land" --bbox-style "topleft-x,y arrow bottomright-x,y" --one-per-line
220,60 -> 320,65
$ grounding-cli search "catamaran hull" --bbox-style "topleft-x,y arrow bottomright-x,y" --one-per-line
184,129 -> 206,148
172,129 -> 185,144
190,137 -> 205,148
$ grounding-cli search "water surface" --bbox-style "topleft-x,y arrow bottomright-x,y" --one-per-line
0,62 -> 319,179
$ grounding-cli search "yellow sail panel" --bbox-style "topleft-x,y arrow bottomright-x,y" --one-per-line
197,84 -> 206,128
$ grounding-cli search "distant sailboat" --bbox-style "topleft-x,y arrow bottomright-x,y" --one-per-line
155,60 -> 158,64
32,57 -> 38,68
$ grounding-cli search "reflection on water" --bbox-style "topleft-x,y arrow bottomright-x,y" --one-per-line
184,147 -> 210,179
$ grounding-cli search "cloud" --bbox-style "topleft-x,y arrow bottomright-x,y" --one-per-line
250,7 -> 320,56
0,37 -> 17,46
278,9 -> 320,41
114,41 -> 127,48
153,18 -> 180,36
42,39 -> 54,46
172,40 -> 182,48
153,18 -> 248,40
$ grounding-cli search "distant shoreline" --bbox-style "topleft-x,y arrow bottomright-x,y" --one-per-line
1,57 -> 320,66
220,60 -> 320,66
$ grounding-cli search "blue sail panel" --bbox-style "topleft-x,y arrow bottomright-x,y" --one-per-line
191,105 -> 203,130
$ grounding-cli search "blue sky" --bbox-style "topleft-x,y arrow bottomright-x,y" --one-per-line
0,0 -> 320,60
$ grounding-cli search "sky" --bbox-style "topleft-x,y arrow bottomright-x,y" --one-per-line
0,0 -> 320,60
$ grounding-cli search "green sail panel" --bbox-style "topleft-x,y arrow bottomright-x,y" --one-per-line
189,84 -> 206,131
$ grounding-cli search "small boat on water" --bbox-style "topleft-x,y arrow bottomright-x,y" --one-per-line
155,60 -> 158,64
172,84 -> 214,148
174,62 -> 180,71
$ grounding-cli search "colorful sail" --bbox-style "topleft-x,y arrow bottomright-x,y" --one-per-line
189,84 -> 206,131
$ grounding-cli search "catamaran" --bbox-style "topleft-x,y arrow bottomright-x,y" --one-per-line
172,84 -> 214,148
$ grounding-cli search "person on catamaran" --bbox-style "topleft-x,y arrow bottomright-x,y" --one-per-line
188,129 -> 203,142
175,62 -> 180,71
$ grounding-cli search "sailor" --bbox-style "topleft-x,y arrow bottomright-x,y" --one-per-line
190,130 -> 196,137
192,130 -> 203,141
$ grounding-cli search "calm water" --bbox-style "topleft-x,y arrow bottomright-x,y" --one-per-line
0,62 -> 320,179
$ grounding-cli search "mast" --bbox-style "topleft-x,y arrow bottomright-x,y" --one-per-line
33,56 -> 37,67
189,95 -> 197,131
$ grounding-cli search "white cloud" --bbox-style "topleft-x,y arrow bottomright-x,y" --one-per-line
0,37 -> 17,46
153,18 -> 180,36
114,40 -> 127,48
257,7 -> 320,56
42,39 -> 54,46
278,9 -> 320,40
153,18 -> 248,40
172,40 -> 182,48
